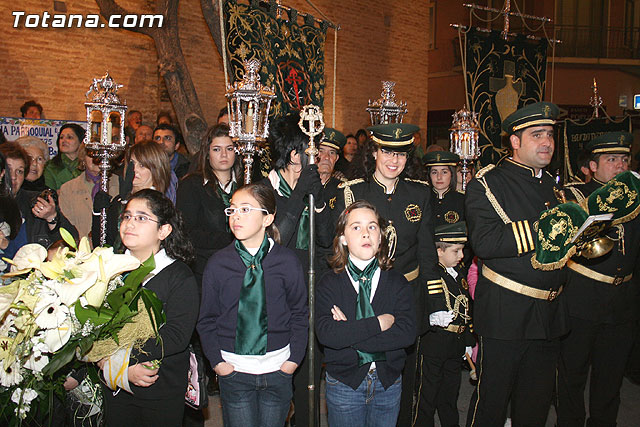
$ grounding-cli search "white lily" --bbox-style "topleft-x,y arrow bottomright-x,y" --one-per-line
4,244 -> 47,276
42,318 -> 73,352
23,352 -> 49,373
0,281 -> 21,320
80,248 -> 141,282
52,271 -> 99,307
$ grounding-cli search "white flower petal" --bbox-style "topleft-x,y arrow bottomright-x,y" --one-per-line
42,318 -> 73,352
54,271 -> 99,306
10,244 -> 47,271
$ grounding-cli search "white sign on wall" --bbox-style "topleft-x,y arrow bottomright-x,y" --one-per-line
0,117 -> 86,158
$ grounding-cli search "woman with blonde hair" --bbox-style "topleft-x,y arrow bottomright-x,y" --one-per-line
92,141 -> 171,250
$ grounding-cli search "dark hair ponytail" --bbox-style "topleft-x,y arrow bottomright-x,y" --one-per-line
126,189 -> 195,264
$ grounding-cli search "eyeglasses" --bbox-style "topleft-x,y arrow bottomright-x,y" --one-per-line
120,213 -> 160,224
224,206 -> 269,216
380,148 -> 408,159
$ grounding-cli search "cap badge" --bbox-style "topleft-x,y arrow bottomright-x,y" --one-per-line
543,105 -> 550,117
436,153 -> 441,161
394,128 -> 402,139
330,131 -> 335,140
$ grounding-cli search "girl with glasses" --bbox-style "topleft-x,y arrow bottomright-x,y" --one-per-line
99,189 -> 198,426
198,183 -> 308,427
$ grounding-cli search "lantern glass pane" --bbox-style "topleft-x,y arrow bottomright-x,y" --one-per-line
90,110 -> 103,142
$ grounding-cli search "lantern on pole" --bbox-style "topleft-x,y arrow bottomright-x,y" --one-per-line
366,81 -> 408,125
297,104 -> 325,427
84,72 -> 127,246
449,106 -> 480,191
226,59 -> 276,184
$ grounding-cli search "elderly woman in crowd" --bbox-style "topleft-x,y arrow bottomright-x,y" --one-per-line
44,123 -> 85,190
59,144 -> 119,238
0,142 -> 78,258
15,135 -> 49,192
92,141 -> 171,250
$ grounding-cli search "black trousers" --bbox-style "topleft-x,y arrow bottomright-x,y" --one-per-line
415,330 -> 466,427
102,387 -> 185,427
397,342 -> 419,426
557,317 -> 634,427
466,336 -> 560,427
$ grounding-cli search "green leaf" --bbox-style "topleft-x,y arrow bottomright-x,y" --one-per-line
59,227 -> 77,250
42,341 -> 77,376
107,255 -> 155,311
74,302 -> 113,327
140,288 -> 166,340
124,254 -> 155,289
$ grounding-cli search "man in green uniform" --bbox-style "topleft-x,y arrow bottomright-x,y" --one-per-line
465,102 -> 569,426
558,131 -> 639,426
330,123 -> 439,426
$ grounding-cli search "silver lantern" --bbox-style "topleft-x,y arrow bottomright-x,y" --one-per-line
226,59 -> 276,184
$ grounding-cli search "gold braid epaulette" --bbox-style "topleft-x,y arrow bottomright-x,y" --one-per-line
476,164 -> 512,224
565,186 -> 586,204
405,178 -> 430,186
338,178 -> 365,208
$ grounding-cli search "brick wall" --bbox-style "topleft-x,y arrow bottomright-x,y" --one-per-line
2,0 -> 429,141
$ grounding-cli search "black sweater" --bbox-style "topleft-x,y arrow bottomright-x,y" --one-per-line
118,259 -> 199,400
197,241 -> 309,369
315,269 -> 416,390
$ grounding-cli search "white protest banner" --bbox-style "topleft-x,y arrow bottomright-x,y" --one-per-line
0,117 -> 87,158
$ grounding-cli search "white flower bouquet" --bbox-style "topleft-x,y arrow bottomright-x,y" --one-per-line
0,230 -> 163,425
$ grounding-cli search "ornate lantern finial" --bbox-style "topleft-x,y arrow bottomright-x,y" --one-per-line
226,59 -> 276,184
590,78 -> 603,118
366,81 -> 408,125
84,72 -> 128,245
450,106 -> 480,191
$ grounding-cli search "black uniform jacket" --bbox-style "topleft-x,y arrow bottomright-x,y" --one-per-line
425,263 -> 475,346
430,187 -> 466,227
564,178 -> 640,324
465,158 -> 568,340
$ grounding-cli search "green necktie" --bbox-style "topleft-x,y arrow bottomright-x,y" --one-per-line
347,257 -> 387,366
276,170 -> 309,250
217,181 -> 236,208
234,235 -> 270,355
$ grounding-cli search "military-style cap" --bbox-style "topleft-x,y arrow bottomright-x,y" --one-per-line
501,101 -> 559,134
434,221 -> 467,243
423,151 -> 460,167
367,123 -> 420,152
320,127 -> 346,151
585,131 -> 632,155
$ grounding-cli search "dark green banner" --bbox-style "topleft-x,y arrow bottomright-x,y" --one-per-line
465,29 -> 548,165
224,0 -> 328,119
560,116 -> 631,183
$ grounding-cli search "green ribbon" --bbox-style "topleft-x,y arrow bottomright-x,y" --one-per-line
234,235 -> 270,355
216,181 -> 236,208
276,170 -> 309,250
347,257 -> 386,366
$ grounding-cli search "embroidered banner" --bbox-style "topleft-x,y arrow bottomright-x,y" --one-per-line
465,29 -> 548,165
224,0 -> 328,119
